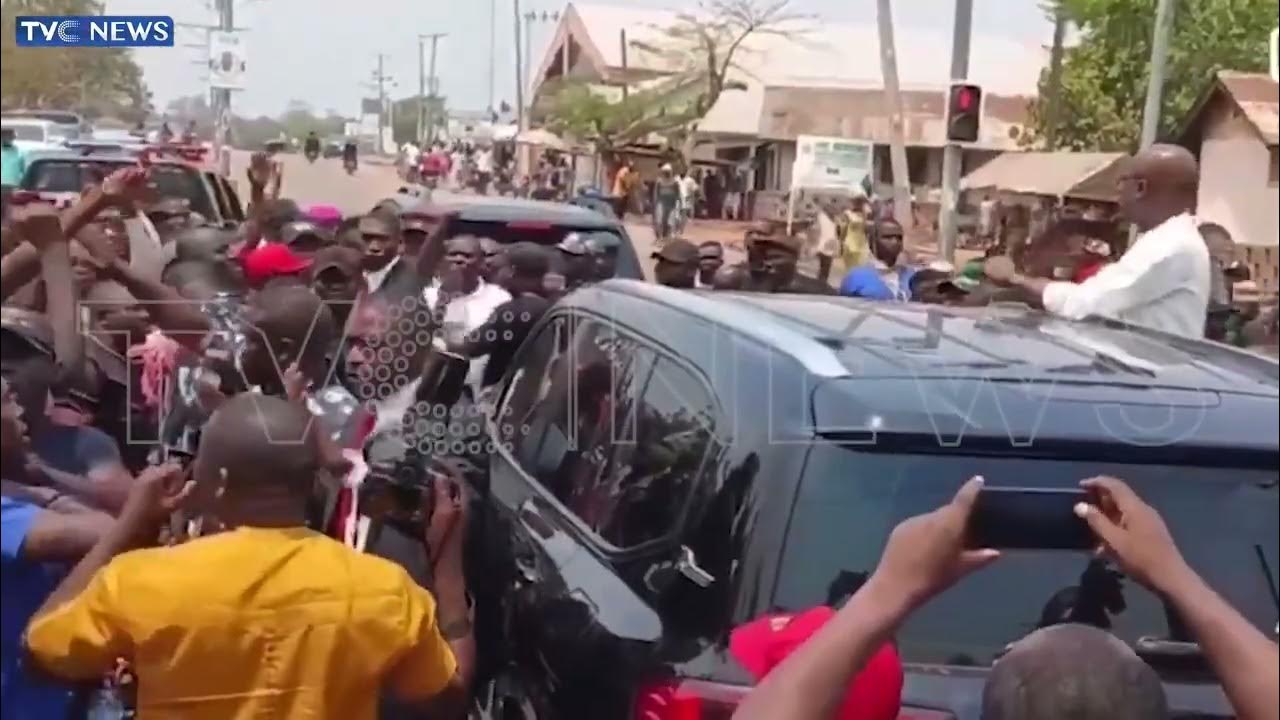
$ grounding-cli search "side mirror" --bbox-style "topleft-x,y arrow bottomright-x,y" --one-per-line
643,545 -> 715,595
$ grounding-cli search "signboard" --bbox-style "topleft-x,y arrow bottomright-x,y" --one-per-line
208,30 -> 246,90
790,135 -> 874,193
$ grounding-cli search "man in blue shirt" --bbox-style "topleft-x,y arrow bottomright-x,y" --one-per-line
839,219 -> 916,301
2,378 -> 109,720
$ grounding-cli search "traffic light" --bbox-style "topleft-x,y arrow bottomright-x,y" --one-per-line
946,83 -> 982,143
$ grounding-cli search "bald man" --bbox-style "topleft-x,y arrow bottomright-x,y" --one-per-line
25,394 -> 472,719
985,144 -> 1210,338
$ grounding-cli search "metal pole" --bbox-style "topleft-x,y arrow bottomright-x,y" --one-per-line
427,35 -> 442,143
214,0 -> 233,176
620,30 -> 629,100
377,53 -> 386,154
515,0 -> 525,132
1139,0 -> 1176,149
875,0 -> 913,231
488,0 -> 497,113
525,15 -> 533,99
938,0 -> 973,263
1043,6 -> 1068,150
417,36 -> 426,143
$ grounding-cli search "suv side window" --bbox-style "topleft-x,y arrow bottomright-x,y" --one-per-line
495,314 -> 567,460
583,357 -> 718,549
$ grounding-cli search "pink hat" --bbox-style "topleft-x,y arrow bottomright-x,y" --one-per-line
306,204 -> 343,229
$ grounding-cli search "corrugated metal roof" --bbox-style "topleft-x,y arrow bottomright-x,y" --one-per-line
1219,71 -> 1279,146
961,152 -> 1125,200
556,2 -> 1048,137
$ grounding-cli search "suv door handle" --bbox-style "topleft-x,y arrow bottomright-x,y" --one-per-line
518,499 -> 554,540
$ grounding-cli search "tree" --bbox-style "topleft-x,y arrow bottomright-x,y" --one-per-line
542,0 -> 807,162
1025,0 -> 1278,151
1,0 -> 152,121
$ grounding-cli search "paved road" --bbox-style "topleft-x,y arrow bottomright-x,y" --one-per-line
229,150 -> 406,216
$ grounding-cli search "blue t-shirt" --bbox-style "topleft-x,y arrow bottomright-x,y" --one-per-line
839,263 -> 917,301
1,496 -> 75,720
31,425 -> 121,478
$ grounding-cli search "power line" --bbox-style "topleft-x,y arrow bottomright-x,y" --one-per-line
418,33 -> 446,142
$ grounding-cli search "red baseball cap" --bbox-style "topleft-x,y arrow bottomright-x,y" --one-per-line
243,242 -> 312,287
730,607 -> 903,720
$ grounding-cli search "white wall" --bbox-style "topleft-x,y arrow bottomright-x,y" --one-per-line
1197,103 -> 1279,247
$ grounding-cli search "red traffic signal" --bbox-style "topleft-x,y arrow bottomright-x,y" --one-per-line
947,83 -> 982,143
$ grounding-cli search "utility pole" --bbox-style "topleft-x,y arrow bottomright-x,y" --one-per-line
213,0 -> 233,175
427,35 -> 442,143
1043,5 -> 1068,150
937,0 -> 973,263
488,0 -> 497,113
514,0 -> 525,133
1139,0 -> 1176,149
418,33 -> 446,143
372,54 -> 393,154
875,0 -> 912,231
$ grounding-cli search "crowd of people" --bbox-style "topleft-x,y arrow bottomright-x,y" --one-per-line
0,135 -> 1276,720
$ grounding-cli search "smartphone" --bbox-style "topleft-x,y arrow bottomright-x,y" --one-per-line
966,486 -> 1095,551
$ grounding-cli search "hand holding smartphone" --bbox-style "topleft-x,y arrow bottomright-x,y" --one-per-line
966,486 -> 1097,551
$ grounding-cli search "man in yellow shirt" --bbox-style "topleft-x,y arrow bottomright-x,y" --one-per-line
24,394 -> 473,720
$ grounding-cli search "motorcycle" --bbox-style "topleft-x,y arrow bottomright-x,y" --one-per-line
305,148 -> 319,163
344,157 -> 358,175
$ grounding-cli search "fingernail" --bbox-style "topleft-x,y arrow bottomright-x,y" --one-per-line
1073,502 -> 1090,518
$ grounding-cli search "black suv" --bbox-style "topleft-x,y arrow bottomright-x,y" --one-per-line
469,281 -> 1279,720
390,190 -> 644,280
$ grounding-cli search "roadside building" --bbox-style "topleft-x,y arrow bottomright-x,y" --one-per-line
1179,71 -> 1279,297
528,2 -> 1047,218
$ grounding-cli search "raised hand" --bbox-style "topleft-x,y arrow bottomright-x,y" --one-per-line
868,477 -> 1000,611
1075,476 -> 1188,594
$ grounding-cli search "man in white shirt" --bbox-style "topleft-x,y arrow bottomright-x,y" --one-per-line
422,236 -> 511,390
984,145 -> 1209,339
814,202 -> 841,283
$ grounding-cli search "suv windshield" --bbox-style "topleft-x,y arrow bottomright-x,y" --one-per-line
776,445 -> 1279,673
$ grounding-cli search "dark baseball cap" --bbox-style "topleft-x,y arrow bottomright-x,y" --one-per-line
506,242 -> 551,276
652,238 -> 699,264
282,221 -> 327,248
750,234 -> 803,254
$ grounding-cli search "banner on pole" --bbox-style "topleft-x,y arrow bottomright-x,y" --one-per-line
208,31 -> 246,90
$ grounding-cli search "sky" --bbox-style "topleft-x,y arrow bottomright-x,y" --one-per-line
106,0 -> 1054,119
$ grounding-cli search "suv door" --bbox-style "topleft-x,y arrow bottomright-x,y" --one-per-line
486,310 -> 723,716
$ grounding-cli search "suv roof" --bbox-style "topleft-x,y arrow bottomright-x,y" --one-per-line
597,280 -> 1279,395
399,190 -> 622,229
586,281 -> 1279,457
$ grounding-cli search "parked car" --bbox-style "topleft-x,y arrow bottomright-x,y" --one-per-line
17,143 -> 244,227
2,118 -> 68,153
391,191 -> 644,280
3,109 -> 84,143
468,282 -> 1280,720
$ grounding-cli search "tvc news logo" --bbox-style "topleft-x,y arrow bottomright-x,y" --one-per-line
16,15 -> 174,48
